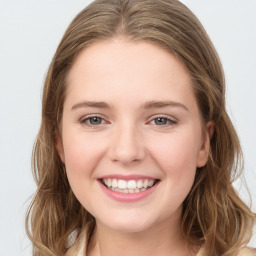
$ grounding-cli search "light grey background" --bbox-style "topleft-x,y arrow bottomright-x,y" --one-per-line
0,1 -> 255,255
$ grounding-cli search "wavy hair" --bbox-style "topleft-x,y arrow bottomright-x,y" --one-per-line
26,0 -> 256,255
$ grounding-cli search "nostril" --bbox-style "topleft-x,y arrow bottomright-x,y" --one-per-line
107,129 -> 146,163
109,147 -> 146,164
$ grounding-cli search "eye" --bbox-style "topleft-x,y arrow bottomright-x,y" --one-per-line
150,116 -> 177,126
81,116 -> 106,126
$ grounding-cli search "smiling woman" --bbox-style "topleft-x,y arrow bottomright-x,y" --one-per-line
25,1 -> 256,256
56,40 -> 210,241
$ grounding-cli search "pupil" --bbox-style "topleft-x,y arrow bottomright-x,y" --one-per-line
156,117 -> 167,125
91,117 -> 102,125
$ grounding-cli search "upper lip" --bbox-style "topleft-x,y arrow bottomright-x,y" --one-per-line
98,174 -> 159,181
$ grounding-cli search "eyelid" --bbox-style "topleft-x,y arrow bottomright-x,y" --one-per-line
79,114 -> 109,126
147,114 -> 178,125
78,113 -> 178,127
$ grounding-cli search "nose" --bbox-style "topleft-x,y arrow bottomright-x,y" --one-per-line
108,123 -> 146,164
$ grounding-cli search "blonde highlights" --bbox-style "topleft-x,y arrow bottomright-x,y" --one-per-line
26,1 -> 256,255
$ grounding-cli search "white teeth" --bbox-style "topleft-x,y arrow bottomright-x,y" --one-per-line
112,179 -> 118,188
127,180 -> 136,189
107,178 -> 111,187
137,180 -> 143,189
102,178 -> 157,193
148,180 -> 154,187
117,180 -> 127,189
143,180 -> 148,188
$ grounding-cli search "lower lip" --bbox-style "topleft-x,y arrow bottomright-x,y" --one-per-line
98,181 -> 159,202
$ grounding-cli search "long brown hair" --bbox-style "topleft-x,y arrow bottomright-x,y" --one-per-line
26,0 -> 256,255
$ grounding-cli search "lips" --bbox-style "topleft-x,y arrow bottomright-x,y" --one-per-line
98,175 -> 159,202
101,178 -> 157,193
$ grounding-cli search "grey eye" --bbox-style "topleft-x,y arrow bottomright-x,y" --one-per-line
154,117 -> 169,125
85,116 -> 104,125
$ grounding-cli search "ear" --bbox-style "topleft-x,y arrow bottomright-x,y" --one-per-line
196,121 -> 214,168
55,130 -> 65,163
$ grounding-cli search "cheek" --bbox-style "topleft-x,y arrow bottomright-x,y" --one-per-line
148,130 -> 200,189
62,131 -> 108,211
148,132 -> 200,210
62,131 -> 106,184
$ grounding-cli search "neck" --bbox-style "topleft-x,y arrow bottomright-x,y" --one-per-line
87,212 -> 198,256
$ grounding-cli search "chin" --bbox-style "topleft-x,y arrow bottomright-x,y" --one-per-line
96,211 -> 156,233
106,221 -> 152,233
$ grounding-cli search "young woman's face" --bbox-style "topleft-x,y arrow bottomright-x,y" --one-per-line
57,39 -> 211,233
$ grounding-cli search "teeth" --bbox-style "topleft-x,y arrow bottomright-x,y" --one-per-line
102,178 -> 157,193
143,180 -> 148,188
117,179 -> 127,189
112,179 -> 118,188
127,180 -> 136,189
137,180 -> 143,189
107,178 -> 111,187
148,180 -> 154,187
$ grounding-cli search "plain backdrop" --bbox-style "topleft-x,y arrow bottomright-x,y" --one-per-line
0,1 -> 255,255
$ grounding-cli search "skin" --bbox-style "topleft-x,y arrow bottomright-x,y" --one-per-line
56,38 -> 213,256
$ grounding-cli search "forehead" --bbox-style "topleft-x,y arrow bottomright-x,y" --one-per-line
66,39 -> 196,110
68,39 -> 191,84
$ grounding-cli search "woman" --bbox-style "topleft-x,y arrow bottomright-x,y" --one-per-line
26,0 -> 256,255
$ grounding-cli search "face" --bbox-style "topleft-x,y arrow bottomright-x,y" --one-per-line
57,39 -> 211,234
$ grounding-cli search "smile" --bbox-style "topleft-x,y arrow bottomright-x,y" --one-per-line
101,178 -> 157,193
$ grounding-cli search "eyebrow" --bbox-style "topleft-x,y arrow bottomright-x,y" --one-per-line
71,101 -> 111,110
143,100 -> 189,111
71,100 -> 188,111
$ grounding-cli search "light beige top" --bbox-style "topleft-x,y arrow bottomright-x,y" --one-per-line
65,233 -> 256,256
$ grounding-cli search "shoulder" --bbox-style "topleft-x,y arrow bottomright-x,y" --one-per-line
197,246 -> 256,256
65,230 -> 87,256
238,247 -> 256,256
65,238 -> 86,256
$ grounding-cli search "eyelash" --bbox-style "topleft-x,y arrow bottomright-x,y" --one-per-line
148,116 -> 177,126
80,115 -> 107,127
80,115 -> 177,127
